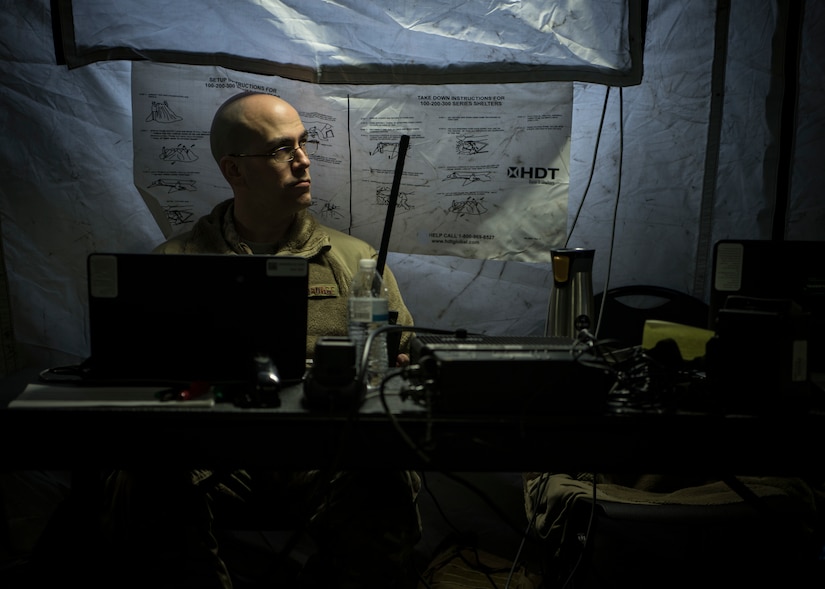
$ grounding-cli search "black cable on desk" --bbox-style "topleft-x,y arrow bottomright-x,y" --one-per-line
356,324 -> 458,395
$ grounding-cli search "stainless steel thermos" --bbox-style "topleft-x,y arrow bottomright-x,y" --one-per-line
545,248 -> 595,338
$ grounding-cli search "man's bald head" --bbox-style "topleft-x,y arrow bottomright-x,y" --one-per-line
209,92 -> 298,163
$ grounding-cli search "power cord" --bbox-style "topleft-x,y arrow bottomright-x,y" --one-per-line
559,473 -> 599,589
421,471 -> 543,589
355,324 -> 461,394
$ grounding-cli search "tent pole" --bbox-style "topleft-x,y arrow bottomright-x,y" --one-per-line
693,0 -> 731,301
770,0 -> 804,241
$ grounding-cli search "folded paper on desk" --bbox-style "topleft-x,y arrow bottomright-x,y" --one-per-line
642,320 -> 714,360
9,384 -> 215,408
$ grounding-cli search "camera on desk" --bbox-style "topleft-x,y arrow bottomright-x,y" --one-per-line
705,296 -> 810,412
303,336 -> 360,411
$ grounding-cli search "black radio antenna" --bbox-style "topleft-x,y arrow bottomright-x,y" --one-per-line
376,134 -> 410,277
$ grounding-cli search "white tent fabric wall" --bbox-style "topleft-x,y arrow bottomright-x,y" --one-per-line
1,0 -> 824,371
63,0 -> 643,85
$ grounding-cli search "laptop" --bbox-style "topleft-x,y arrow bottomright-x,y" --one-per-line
709,239 -> 825,373
84,253 -> 309,385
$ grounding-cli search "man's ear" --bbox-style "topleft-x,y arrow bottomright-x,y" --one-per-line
219,155 -> 244,186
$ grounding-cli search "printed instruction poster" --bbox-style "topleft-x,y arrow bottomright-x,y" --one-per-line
132,62 -> 572,262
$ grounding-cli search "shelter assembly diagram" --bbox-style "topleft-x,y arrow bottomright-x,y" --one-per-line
146,100 -> 183,123
131,63 -> 571,262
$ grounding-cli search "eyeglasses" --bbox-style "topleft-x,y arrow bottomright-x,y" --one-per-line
228,140 -> 319,163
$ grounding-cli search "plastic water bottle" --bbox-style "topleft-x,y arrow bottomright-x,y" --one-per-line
348,258 -> 390,388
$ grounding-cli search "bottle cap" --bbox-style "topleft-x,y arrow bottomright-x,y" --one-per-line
359,258 -> 377,269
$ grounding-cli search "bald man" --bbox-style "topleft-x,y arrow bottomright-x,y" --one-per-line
155,92 -> 414,363
103,93 -> 422,589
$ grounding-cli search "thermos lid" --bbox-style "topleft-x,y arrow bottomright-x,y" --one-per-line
551,248 -> 594,285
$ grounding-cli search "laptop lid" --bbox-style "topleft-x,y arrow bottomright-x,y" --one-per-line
86,253 -> 308,385
709,239 -> 825,372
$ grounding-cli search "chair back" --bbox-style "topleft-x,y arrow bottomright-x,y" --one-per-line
594,284 -> 709,344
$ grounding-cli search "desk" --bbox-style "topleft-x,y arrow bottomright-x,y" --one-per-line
2,368 -> 823,476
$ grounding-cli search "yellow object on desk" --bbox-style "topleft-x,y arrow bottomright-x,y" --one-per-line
642,320 -> 715,361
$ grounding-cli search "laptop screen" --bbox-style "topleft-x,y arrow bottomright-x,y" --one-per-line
86,253 -> 309,385
709,239 -> 825,373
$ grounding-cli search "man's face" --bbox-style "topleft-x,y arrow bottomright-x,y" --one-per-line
232,97 -> 313,216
